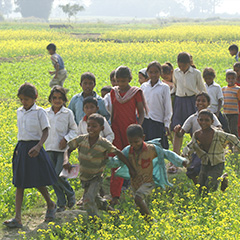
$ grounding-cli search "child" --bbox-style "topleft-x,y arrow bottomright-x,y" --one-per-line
63,114 -> 135,218
185,109 -> 240,194
174,92 -> 221,183
161,62 -> 174,93
233,62 -> 240,137
222,70 -> 240,138
101,86 -> 112,98
138,68 -> 149,85
228,44 -> 239,61
110,66 -> 146,205
45,86 -> 78,212
141,61 -> 172,149
47,43 -> 67,88
104,70 -> 118,114
78,96 -> 114,143
68,72 -> 110,125
119,124 -> 187,220
170,52 -> 206,173
3,83 -> 57,228
203,67 -> 228,131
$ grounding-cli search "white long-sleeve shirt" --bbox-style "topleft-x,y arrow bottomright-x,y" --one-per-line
45,106 -> 78,152
141,79 -> 172,128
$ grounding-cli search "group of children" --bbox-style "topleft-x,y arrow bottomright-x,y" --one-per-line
3,43 -> 240,228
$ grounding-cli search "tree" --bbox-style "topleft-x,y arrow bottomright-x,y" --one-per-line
14,0 -> 54,20
59,3 -> 85,22
0,0 -> 13,17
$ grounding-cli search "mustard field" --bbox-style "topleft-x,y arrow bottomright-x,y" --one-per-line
1,23 -> 240,239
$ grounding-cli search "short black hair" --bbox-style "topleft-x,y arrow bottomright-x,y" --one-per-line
110,70 -> 116,80
196,92 -> 211,104
48,86 -> 68,103
203,67 -> 216,78
88,113 -> 104,126
177,52 -> 191,64
228,44 -> 238,52
115,66 -> 132,80
101,86 -> 112,93
234,62 -> 240,69
226,70 -> 237,78
198,109 -> 214,121
46,43 -> 56,52
17,82 -> 38,99
80,72 -> 96,84
127,124 -> 144,138
83,96 -> 98,108
161,62 -> 174,75
147,61 -> 161,74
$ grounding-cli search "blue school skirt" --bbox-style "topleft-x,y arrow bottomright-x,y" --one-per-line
142,118 -> 169,149
171,95 -> 196,130
12,141 -> 57,188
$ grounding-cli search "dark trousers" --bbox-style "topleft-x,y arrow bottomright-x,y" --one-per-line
225,114 -> 239,138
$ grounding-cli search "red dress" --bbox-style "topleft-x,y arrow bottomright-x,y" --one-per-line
110,88 -> 143,198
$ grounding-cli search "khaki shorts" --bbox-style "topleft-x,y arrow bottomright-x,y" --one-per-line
49,69 -> 67,87
133,182 -> 154,199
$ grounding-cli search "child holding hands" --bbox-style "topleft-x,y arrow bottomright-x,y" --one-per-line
4,83 -> 57,228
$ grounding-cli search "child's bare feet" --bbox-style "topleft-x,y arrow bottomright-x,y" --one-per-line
220,173 -> 228,192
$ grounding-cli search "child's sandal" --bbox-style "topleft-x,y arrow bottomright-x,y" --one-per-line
45,204 -> 57,222
3,218 -> 23,228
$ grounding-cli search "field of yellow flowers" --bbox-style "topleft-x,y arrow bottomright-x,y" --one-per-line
1,23 -> 240,239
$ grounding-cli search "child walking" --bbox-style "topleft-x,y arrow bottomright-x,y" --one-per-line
110,65 -> 146,205
170,52 -> 206,173
47,43 -> 67,88
45,86 -> 78,212
141,61 -> 172,149
222,70 -> 240,139
184,109 -> 240,194
69,72 -> 110,125
3,83 -> 57,228
63,114 -> 135,218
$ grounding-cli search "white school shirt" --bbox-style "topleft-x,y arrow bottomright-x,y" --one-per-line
78,116 -> 115,143
17,103 -> 50,141
104,92 -> 112,114
173,66 -> 206,97
45,106 -> 78,152
141,79 -> 172,128
205,82 -> 224,113
182,111 -> 221,134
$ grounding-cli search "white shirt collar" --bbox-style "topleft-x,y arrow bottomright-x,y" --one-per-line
19,103 -> 37,112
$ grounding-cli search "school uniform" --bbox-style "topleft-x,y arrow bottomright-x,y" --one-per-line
78,115 -> 114,143
171,66 -> 206,129
141,79 -> 172,149
45,106 -> 77,208
13,104 -> 57,188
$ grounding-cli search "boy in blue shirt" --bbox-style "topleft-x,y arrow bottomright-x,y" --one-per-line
69,72 -> 110,125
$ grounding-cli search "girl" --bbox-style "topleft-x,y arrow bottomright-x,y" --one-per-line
4,83 -> 57,228
138,68 -> 149,85
161,62 -> 174,92
45,86 -> 78,212
141,61 -> 172,149
110,65 -> 146,205
174,92 -> 221,183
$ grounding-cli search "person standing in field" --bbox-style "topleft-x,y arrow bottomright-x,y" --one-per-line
141,61 -> 172,149
169,52 -> 206,173
47,43 -> 67,88
45,86 -> 78,212
3,83 -> 57,228
110,66 -> 146,206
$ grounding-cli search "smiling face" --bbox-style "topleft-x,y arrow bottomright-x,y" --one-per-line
204,75 -> 214,86
50,92 -> 65,111
87,119 -> 103,138
196,95 -> 209,111
147,65 -> 161,85
197,114 -> 213,130
18,94 -> 35,110
80,78 -> 95,97
127,135 -> 144,152
226,74 -> 237,87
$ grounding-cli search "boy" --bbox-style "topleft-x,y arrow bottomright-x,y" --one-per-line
185,109 -> 240,194
124,124 -> 187,220
222,70 -> 240,138
68,72 -> 110,125
63,114 -> 135,218
47,43 -> 67,88
228,44 -> 239,62
78,96 -> 114,142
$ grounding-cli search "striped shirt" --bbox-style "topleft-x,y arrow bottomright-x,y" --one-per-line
68,134 -> 117,181
222,85 -> 240,114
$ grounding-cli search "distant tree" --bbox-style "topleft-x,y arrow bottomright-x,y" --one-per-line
59,3 -> 85,22
0,0 -> 13,17
189,0 -> 222,16
14,0 -> 54,20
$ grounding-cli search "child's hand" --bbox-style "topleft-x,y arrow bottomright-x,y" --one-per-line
165,127 -> 170,136
59,138 -> 67,150
49,71 -> 55,75
182,159 -> 189,168
63,162 -> 72,173
28,144 -> 41,158
174,124 -> 182,133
